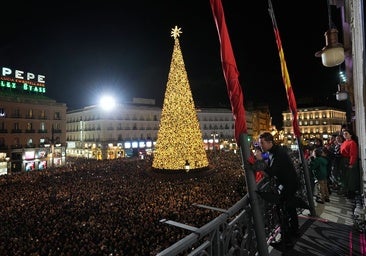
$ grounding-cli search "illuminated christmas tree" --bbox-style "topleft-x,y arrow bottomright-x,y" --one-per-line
152,26 -> 209,171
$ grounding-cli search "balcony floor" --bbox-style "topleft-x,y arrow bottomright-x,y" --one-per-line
269,190 -> 364,255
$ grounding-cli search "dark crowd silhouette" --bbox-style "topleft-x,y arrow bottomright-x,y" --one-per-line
0,151 -> 246,256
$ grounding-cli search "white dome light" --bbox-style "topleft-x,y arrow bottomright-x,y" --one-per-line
315,28 -> 345,67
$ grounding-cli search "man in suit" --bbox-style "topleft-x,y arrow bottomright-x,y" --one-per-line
254,132 -> 301,248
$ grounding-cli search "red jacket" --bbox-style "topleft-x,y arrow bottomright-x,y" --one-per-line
340,139 -> 358,165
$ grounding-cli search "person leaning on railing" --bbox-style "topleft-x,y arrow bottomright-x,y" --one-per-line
253,132 -> 301,249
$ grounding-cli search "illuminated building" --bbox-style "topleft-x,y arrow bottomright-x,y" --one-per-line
65,99 -> 234,160
66,98 -> 161,160
0,67 -> 67,173
66,98 -> 275,160
282,106 -> 346,147
246,105 -> 273,142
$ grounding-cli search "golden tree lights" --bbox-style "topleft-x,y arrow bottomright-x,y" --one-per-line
152,26 -> 209,171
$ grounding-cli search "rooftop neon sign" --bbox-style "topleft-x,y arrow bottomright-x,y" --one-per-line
0,67 -> 46,94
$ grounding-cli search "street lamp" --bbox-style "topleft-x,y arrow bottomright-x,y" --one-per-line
210,132 -> 218,149
210,131 -> 219,158
184,160 -> 190,172
50,124 -> 55,168
315,0 -> 344,67
5,156 -> 10,174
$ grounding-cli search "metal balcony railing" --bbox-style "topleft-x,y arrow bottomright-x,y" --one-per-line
157,159 -> 309,256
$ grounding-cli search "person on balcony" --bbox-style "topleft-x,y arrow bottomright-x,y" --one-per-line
340,128 -> 360,199
254,132 -> 301,248
310,147 -> 330,204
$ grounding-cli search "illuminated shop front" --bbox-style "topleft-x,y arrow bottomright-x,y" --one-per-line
10,146 -> 66,173
0,153 -> 10,175
123,140 -> 155,158
66,140 -> 155,160
107,143 -> 124,160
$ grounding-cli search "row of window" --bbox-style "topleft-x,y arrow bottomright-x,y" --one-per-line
283,111 -> 346,120
67,115 -> 160,122
0,137 -> 60,147
0,108 -> 62,120
285,120 -> 329,126
66,123 -> 233,132
0,129 -> 62,134
0,122 -> 61,131
284,129 -> 340,134
67,115 -> 232,123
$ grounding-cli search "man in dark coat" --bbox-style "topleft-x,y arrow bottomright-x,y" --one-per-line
254,132 -> 301,248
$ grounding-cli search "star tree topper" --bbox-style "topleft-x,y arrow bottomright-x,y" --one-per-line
171,26 -> 182,39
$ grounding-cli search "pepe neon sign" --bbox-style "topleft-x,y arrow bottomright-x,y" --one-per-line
0,67 -> 46,94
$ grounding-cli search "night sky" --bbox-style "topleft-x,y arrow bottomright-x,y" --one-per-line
1,1 -> 344,128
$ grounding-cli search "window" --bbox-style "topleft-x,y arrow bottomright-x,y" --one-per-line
27,109 -> 33,118
40,110 -> 46,119
54,112 -> 61,120
27,122 -> 33,130
13,137 -> 20,145
14,109 -> 20,118
27,138 -> 33,147
0,108 -> 5,117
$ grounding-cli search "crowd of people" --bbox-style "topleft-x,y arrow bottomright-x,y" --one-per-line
0,151 -> 246,255
0,126 -> 361,255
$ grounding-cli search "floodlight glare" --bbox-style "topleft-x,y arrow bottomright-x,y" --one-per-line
99,95 -> 116,111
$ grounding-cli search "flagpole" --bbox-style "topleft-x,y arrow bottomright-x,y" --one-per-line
239,133 -> 269,256
296,138 -> 316,216
210,0 -> 269,254
268,0 -> 316,216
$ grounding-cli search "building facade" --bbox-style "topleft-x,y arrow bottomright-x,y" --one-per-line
282,106 -> 347,146
66,102 -> 237,159
66,99 -> 273,160
0,84 -> 273,171
0,94 -> 67,173
0,66 -> 67,173
247,105 -> 273,141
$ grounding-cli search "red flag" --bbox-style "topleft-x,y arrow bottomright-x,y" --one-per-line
268,0 -> 301,138
210,0 -> 247,142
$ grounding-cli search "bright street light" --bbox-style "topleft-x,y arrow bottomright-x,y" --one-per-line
99,95 -> 116,111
